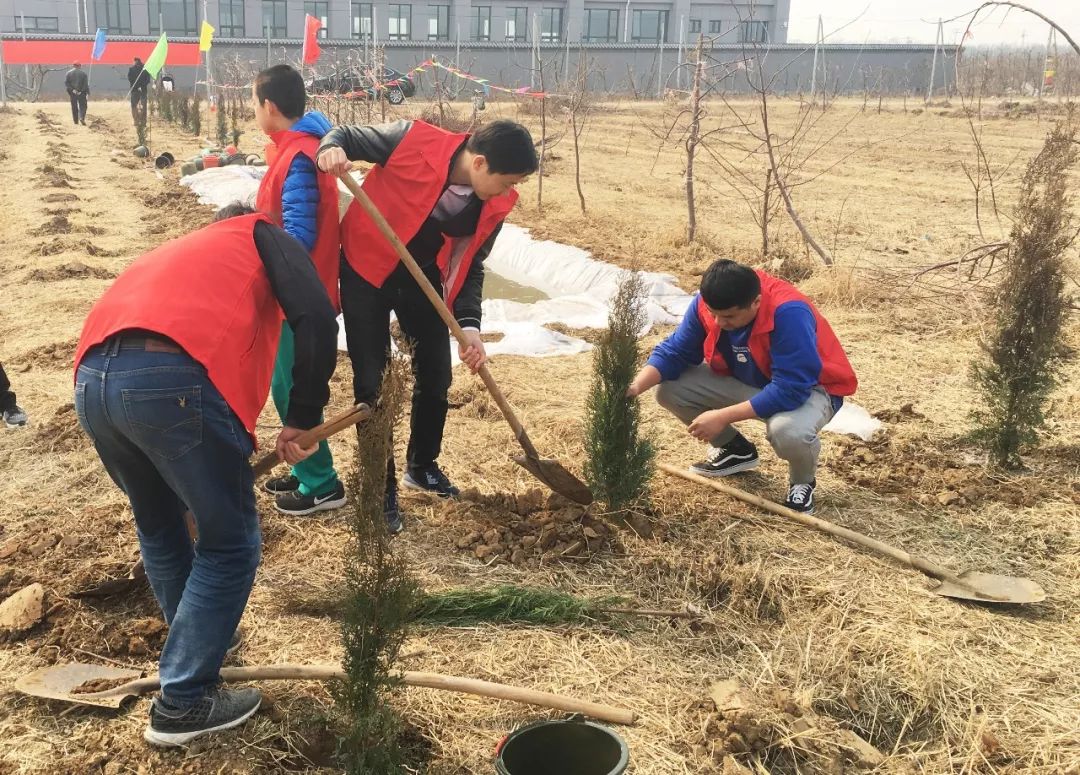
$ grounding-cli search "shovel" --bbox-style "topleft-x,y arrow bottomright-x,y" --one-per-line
14,662 -> 635,725
337,172 -> 592,506
70,405 -> 372,599
660,463 -> 1046,605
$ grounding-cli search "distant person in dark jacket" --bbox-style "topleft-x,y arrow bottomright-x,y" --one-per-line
128,57 -> 152,124
65,62 -> 89,125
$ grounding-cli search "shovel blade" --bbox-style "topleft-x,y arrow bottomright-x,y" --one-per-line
931,571 -> 1046,604
14,663 -> 143,708
513,454 -> 593,506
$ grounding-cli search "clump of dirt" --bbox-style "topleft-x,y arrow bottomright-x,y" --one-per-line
447,381 -> 500,419
33,402 -> 89,452
694,541 -> 792,623
9,340 -> 76,369
30,214 -> 75,236
36,163 -> 74,181
44,192 -> 79,203
142,188 -> 214,236
544,322 -> 607,345
687,679 -> 886,773
26,261 -> 115,282
38,171 -> 74,188
44,206 -> 75,217
72,676 -> 132,694
872,403 -> 925,424
445,489 -> 619,566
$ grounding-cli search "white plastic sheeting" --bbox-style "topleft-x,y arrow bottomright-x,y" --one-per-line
180,166 -> 266,207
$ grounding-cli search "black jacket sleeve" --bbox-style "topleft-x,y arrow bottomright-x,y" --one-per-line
317,120 -> 412,167
252,221 -> 338,430
452,222 -> 503,331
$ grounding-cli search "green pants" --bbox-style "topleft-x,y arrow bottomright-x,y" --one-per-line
270,321 -> 339,496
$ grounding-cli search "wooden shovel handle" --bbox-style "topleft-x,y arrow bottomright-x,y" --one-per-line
252,403 -> 371,477
659,463 -> 960,584
336,173 -> 542,461
95,664 -> 635,725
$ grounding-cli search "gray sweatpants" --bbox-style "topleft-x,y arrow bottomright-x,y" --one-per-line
656,364 -> 835,484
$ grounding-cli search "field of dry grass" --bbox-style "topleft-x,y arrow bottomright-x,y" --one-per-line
0,94 -> 1077,774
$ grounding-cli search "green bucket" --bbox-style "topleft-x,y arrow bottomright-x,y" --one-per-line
495,717 -> 629,775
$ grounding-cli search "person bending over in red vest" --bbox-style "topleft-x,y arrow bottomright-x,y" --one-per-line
627,259 -> 858,515
253,64 -> 348,519
316,119 -> 538,529
73,204 -> 337,747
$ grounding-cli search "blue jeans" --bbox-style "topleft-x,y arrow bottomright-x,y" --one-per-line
75,337 -> 261,706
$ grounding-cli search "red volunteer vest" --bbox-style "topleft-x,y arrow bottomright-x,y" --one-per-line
697,270 -> 858,397
256,128 -> 342,311
340,120 -> 517,306
74,214 -> 282,442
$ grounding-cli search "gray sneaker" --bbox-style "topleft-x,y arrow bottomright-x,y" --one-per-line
144,686 -> 262,747
3,404 -> 27,428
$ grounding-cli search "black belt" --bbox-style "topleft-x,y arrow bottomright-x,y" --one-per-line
111,332 -> 184,354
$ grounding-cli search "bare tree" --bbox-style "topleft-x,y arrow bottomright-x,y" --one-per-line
564,52 -> 597,214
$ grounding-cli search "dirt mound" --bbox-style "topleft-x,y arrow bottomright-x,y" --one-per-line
26,261 -> 115,281
43,192 -> 79,203
30,214 -> 74,235
9,340 -> 76,369
445,489 -> 619,566
37,171 -> 74,188
33,402 -> 89,452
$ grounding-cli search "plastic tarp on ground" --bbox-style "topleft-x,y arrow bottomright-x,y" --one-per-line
177,166 -> 881,440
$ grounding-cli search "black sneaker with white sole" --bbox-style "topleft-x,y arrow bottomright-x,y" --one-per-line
384,485 -> 403,535
403,463 -> 460,498
144,686 -> 262,747
784,480 -> 816,514
689,433 -> 759,478
274,481 -> 347,516
263,474 -> 299,495
3,404 -> 28,428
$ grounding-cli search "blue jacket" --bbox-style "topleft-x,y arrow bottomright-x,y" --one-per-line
280,111 -> 333,252
647,293 -> 842,417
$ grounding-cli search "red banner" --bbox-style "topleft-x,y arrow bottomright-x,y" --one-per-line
0,40 -> 201,67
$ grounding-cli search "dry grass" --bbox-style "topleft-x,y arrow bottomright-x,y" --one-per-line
0,96 -> 1077,774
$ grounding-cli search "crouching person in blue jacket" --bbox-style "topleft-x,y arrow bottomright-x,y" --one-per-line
627,259 -> 858,514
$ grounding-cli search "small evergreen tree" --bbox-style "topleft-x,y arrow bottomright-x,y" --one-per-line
160,89 -> 173,122
335,353 -> 420,774
216,97 -> 229,147
176,95 -> 190,130
191,93 -> 202,136
230,95 -> 243,147
971,118 -> 1077,468
584,271 -> 655,512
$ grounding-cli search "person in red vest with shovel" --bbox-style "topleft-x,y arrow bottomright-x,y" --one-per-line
316,119 -> 538,530
627,259 -> 858,515
253,64 -> 348,519
73,205 -> 337,746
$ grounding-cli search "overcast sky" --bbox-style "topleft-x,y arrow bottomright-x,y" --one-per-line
786,1 -> 1080,46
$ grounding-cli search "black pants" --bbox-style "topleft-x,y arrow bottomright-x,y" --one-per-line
130,90 -> 147,124
340,256 -> 452,474
69,92 -> 87,124
0,361 -> 15,412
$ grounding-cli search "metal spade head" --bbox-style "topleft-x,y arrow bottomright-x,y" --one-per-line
15,663 -> 144,708
513,454 -> 594,506
931,570 -> 1047,604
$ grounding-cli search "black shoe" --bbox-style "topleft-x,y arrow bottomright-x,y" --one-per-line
689,434 -> 759,477
403,463 -> 460,498
225,628 -> 243,658
784,481 -> 816,515
3,405 -> 28,428
384,485 -> 403,535
274,481 -> 347,516
144,686 -> 261,747
264,474 -> 299,495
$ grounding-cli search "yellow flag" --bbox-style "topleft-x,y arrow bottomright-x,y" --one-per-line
199,20 -> 215,52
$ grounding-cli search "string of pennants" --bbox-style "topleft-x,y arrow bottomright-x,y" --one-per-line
382,58 -> 557,99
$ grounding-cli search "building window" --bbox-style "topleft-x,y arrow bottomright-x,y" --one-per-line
708,20 -> 721,33
217,0 -> 244,36
150,0 -> 198,34
262,0 -> 286,36
631,9 -> 668,42
540,7 -> 562,42
428,4 -> 449,40
16,15 -> 59,31
473,5 -> 490,40
304,1 -> 328,36
689,18 -> 701,33
94,0 -> 131,33
582,8 -> 617,42
352,1 -> 372,38
505,6 -> 526,41
739,20 -> 768,43
389,4 -> 410,39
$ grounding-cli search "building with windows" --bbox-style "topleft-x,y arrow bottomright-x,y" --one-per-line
0,0 -> 790,44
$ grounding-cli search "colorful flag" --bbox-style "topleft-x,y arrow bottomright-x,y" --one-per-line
91,27 -> 107,61
144,32 -> 169,78
199,20 -> 215,52
302,14 -> 323,65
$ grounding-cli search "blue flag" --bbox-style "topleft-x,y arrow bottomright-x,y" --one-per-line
91,28 -> 107,61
